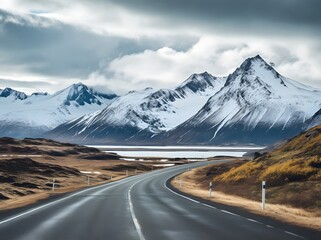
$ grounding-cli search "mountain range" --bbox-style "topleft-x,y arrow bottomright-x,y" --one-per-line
47,55 -> 321,145
1,55 -> 321,145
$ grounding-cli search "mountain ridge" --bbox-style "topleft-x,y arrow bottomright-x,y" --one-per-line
47,55 -> 321,145
2,55 -> 321,145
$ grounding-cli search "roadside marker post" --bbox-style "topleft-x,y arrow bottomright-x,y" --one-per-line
51,178 -> 56,191
87,176 -> 90,185
209,181 -> 213,197
262,181 -> 266,210
126,170 -> 128,176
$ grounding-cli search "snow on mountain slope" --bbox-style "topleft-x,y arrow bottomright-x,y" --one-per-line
48,73 -> 226,141
0,83 -> 117,138
163,55 -> 321,145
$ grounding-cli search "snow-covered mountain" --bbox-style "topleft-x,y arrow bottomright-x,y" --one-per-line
162,55 -> 321,145
0,83 -> 117,138
47,73 -> 226,143
48,55 -> 321,145
4,55 -> 320,145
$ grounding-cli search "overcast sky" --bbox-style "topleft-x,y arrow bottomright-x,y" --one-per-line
0,0 -> 320,94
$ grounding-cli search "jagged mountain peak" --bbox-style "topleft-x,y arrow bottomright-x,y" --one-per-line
53,82 -> 117,107
239,55 -> 279,77
180,71 -> 215,86
0,87 -> 28,100
223,55 -> 295,94
177,71 -> 225,94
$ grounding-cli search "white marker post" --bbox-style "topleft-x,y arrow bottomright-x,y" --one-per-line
87,176 -> 90,185
262,181 -> 266,210
52,178 -> 56,191
209,181 -> 213,197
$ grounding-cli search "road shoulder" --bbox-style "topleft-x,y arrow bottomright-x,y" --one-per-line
168,166 -> 321,232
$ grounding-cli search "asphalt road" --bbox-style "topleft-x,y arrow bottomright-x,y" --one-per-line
0,160 -> 320,240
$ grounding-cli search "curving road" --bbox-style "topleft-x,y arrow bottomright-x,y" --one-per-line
0,160 -> 320,240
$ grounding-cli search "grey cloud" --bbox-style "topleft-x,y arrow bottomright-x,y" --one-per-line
0,9 -> 195,80
0,1 -> 320,93
106,0 -> 321,24
99,0 -> 321,36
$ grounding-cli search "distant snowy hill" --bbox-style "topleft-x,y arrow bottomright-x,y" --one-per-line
48,55 -> 321,145
0,83 -> 117,138
47,73 -> 226,143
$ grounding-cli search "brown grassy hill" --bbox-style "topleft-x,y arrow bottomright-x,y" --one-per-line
208,126 -> 321,212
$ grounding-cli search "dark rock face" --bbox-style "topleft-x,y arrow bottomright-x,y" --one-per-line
0,88 -> 27,100
63,83 -> 117,106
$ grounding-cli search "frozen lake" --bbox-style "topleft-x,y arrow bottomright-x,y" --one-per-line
88,145 -> 264,159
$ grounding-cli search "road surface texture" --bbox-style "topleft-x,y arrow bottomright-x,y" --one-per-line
0,160 -> 320,240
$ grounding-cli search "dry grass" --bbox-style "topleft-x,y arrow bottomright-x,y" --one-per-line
208,126 -> 321,211
217,161 -> 263,182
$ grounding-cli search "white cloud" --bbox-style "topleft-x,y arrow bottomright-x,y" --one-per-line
95,36 -> 321,93
1,1 -> 321,95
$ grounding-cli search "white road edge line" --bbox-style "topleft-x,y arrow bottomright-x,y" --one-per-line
0,177 -> 135,225
202,203 -> 217,209
220,210 -> 240,217
128,182 -> 146,240
164,181 -> 200,204
284,231 -> 306,239
246,218 -> 262,224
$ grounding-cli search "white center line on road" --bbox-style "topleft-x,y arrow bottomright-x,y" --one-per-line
128,182 -> 146,240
